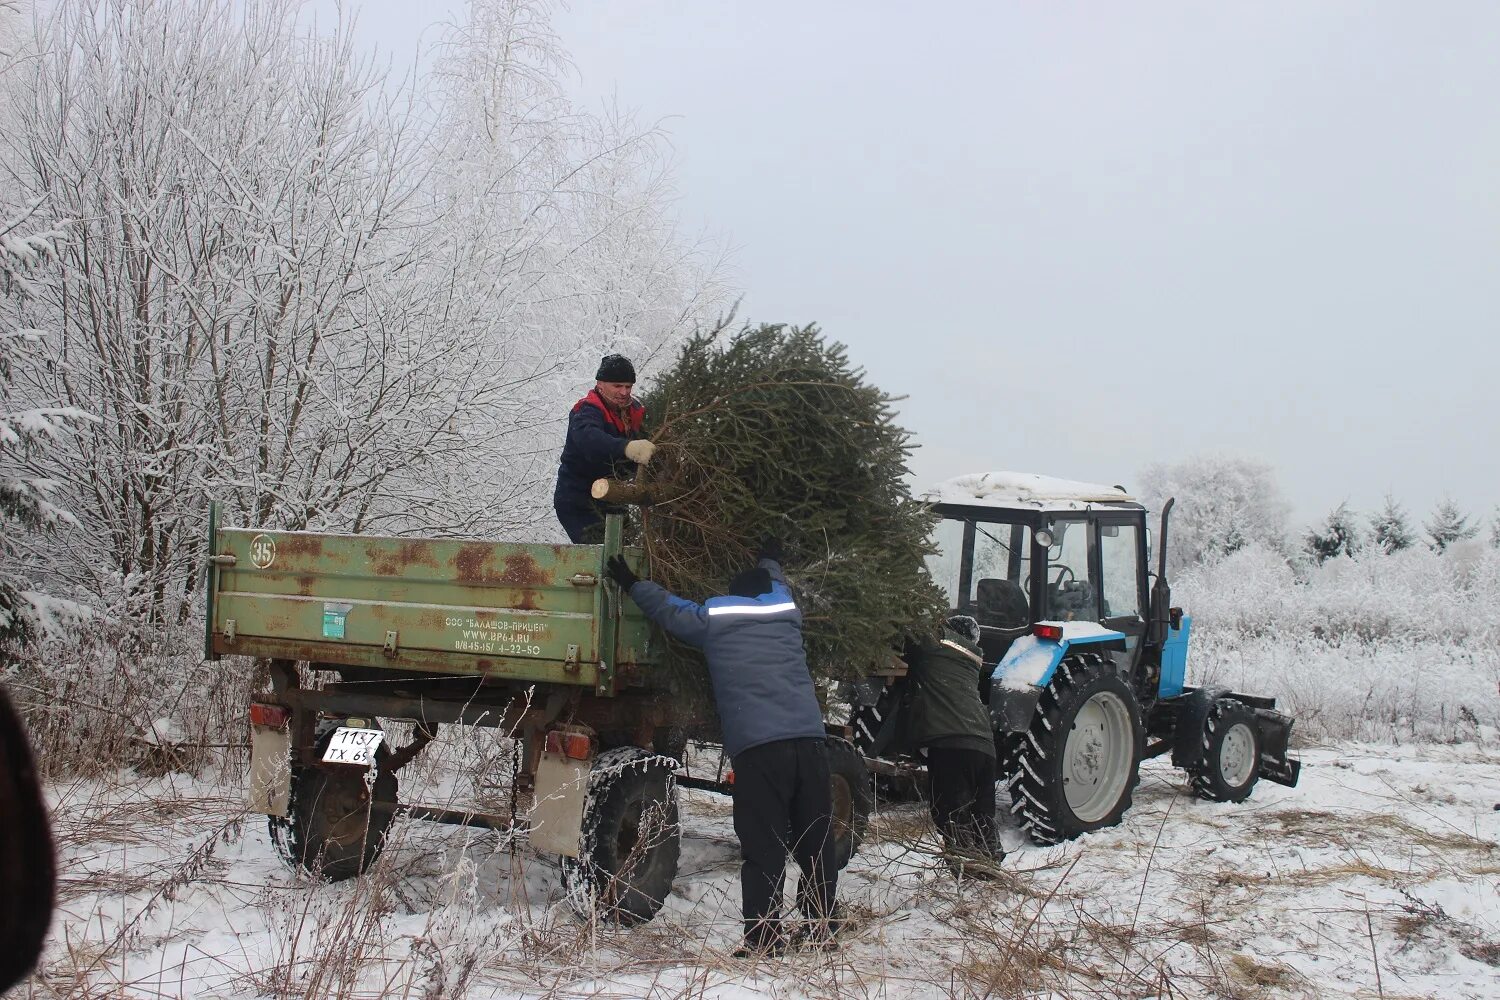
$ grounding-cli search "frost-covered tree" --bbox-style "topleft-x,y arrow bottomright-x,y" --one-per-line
1138,455 -> 1290,574
1423,497 -> 1478,553
2,0 -> 507,623
1369,493 -> 1415,554
0,215 -> 92,644
1488,507 -> 1500,549
413,0 -> 729,537
0,0 -> 728,625
1304,501 -> 1363,564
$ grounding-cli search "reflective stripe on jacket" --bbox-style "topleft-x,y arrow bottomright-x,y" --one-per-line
626,558 -> 827,758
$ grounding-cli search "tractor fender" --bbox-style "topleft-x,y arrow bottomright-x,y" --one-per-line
991,622 -> 1128,691
1169,686 -> 1232,769
987,622 -> 1127,735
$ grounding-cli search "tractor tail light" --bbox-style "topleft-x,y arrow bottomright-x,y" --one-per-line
249,703 -> 289,728
544,730 -> 593,760
1033,624 -> 1064,641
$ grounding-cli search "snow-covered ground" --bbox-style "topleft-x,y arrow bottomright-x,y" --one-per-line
19,739 -> 1500,1000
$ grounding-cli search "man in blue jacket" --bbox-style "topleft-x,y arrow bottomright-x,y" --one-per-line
553,354 -> 655,542
606,539 -> 839,956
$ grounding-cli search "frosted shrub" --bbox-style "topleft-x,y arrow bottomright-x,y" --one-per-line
1176,543 -> 1500,741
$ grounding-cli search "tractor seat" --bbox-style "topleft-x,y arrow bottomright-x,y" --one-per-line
975,578 -> 1029,629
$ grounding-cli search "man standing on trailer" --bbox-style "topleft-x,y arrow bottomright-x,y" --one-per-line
553,354 -> 656,543
605,538 -> 840,956
905,614 -> 1004,870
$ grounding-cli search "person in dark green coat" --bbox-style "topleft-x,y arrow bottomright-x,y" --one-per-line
905,615 -> 1003,863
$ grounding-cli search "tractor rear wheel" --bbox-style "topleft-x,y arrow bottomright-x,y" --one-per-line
1008,653 -> 1143,845
562,747 -> 681,925
849,679 -> 924,803
1185,698 -> 1261,802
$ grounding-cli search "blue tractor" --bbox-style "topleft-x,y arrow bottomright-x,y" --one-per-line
851,472 -> 1301,845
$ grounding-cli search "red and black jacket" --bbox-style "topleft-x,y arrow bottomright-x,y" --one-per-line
552,389 -> 645,509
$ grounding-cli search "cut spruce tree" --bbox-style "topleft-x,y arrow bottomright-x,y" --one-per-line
622,322 -> 944,707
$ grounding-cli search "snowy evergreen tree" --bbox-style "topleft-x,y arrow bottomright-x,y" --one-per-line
1369,493 -> 1415,554
0,216 -> 91,644
1304,501 -> 1363,564
1489,507 -> 1500,549
1423,497 -> 1478,553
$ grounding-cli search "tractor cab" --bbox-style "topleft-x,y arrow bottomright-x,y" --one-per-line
918,472 -> 1150,671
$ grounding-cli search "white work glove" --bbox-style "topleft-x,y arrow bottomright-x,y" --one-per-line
624,439 -> 656,465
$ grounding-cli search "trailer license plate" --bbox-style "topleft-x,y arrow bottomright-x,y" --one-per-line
322,726 -> 384,766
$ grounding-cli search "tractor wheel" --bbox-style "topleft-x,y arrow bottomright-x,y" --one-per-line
849,679 -> 924,803
270,720 -> 397,881
826,737 -> 872,871
850,678 -> 905,758
1008,653 -> 1143,845
1184,698 -> 1261,802
562,746 -> 681,925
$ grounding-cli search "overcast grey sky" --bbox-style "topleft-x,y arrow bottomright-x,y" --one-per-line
348,1 -> 1499,526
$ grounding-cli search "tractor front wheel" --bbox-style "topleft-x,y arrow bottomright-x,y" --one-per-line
1184,698 -> 1261,802
1008,653 -> 1143,845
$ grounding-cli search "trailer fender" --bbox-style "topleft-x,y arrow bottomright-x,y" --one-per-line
529,727 -> 596,858
248,709 -> 292,817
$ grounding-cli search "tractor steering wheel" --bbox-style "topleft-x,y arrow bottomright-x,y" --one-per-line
1051,564 -> 1075,586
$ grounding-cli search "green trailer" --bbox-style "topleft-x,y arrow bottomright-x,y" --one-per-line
206,506 -> 870,923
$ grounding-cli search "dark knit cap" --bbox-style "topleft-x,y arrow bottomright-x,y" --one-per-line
595,354 -> 636,383
728,567 -> 773,599
945,614 -> 981,644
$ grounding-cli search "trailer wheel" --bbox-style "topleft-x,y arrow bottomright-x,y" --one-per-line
1008,653 -> 1143,845
563,747 -> 680,925
270,720 -> 397,881
1185,698 -> 1261,802
826,737 -> 872,870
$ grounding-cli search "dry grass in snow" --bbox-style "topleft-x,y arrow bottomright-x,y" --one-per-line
10,737 -> 1500,1000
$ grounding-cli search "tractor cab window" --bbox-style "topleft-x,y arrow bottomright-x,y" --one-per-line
925,517 -> 966,612
970,521 -> 1032,629
1099,522 -> 1143,620
1045,518 -> 1097,622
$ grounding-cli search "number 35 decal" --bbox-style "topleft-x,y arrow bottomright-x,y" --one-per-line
250,534 -> 277,569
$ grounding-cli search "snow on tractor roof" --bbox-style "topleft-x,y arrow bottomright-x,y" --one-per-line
919,472 -> 1138,512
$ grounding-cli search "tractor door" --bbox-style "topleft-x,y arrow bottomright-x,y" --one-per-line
967,519 -> 1034,665
924,514 -> 1035,667
1040,514 -> 1147,671
1095,515 -> 1148,659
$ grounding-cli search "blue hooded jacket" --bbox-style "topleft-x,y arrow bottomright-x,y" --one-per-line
626,558 -> 827,758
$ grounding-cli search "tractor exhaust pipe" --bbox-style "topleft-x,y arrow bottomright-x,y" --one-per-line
1148,499 -> 1175,649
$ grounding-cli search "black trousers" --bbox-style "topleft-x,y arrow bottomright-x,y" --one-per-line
732,737 -> 838,946
926,746 -> 998,852
555,503 -> 602,544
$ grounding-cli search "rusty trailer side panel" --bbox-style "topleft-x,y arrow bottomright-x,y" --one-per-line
206,510 -> 655,693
